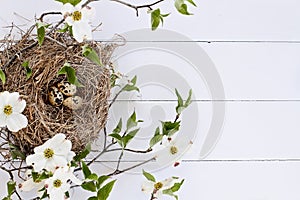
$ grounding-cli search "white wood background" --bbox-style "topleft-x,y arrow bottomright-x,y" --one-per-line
1,0 -> 300,199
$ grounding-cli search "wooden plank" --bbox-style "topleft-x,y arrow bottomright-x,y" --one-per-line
111,42 -> 300,100
2,161 -> 299,199
108,101 -> 300,160
1,0 -> 300,41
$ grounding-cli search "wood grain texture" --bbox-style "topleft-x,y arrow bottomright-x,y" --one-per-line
0,0 -> 299,199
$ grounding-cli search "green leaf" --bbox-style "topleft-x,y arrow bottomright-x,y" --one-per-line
87,173 -> 99,181
97,176 -> 109,189
121,76 -> 140,92
109,133 -> 123,147
58,23 -> 69,33
175,0 -> 194,15
58,63 -> 83,87
97,180 -> 116,200
175,89 -> 184,107
150,127 -> 163,147
186,0 -> 197,7
22,61 -> 32,80
74,143 -> 91,161
175,89 -> 193,114
7,181 -> 16,196
170,179 -> 184,192
162,179 -> 185,200
81,161 -> 92,179
0,69 -> 6,85
162,121 -> 181,136
31,171 -> 39,182
150,134 -> 163,148
2,197 -> 10,200
55,0 -> 81,6
81,181 -> 97,192
122,84 -> 139,92
9,144 -> 25,160
112,118 -> 122,135
150,9 -> 170,30
151,9 -> 161,31
36,22 -> 50,46
142,170 -> 156,182
184,89 -> 193,107
126,111 -> 137,131
82,45 -> 103,66
123,128 -> 140,147
87,197 -> 98,200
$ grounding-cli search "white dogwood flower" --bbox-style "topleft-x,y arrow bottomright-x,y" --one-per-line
62,3 -> 95,42
26,133 -> 75,172
142,177 -> 174,198
155,137 -> 193,167
19,178 -> 45,197
45,167 -> 82,200
18,170 -> 45,197
0,91 -> 28,132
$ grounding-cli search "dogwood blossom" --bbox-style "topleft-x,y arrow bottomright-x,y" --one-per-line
155,137 -> 193,166
142,177 -> 174,198
26,133 -> 75,172
62,3 -> 95,42
45,167 -> 82,200
0,91 -> 28,132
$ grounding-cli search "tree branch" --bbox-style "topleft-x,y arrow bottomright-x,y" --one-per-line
107,156 -> 156,176
110,0 -> 165,16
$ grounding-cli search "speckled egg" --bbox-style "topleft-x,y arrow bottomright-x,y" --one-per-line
48,86 -> 64,106
63,96 -> 83,110
58,82 -> 77,97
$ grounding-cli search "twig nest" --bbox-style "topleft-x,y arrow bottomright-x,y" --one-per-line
63,96 -> 83,110
0,32 -> 120,154
58,82 -> 77,96
48,86 -> 64,106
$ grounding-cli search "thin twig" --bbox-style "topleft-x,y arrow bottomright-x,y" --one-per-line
39,11 -> 62,22
44,35 -> 67,48
85,142 -> 115,167
0,166 -> 14,179
106,147 -> 152,154
115,149 -> 124,171
110,0 -> 165,16
107,156 -> 156,176
109,88 -> 123,108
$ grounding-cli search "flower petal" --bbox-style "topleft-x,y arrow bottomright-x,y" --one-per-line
72,21 -> 92,42
0,91 -> 11,105
0,113 -> 7,127
48,133 -> 66,147
51,155 -> 68,169
54,140 -> 72,156
65,16 -> 74,26
141,181 -> 154,194
81,6 -> 95,21
19,178 -> 36,191
61,3 -> 75,15
48,188 -> 65,200
0,92 -> 7,108
6,113 -> 28,132
7,92 -> 20,105
12,99 -> 26,113
26,154 -> 46,172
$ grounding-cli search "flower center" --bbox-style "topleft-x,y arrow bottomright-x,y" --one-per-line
170,146 -> 178,155
43,148 -> 54,159
72,11 -> 82,21
3,105 -> 12,116
154,182 -> 163,190
53,179 -> 62,188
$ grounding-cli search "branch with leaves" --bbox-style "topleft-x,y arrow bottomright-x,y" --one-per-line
0,0 -> 197,199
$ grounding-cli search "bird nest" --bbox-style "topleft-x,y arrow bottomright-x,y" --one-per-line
0,31 -> 117,155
